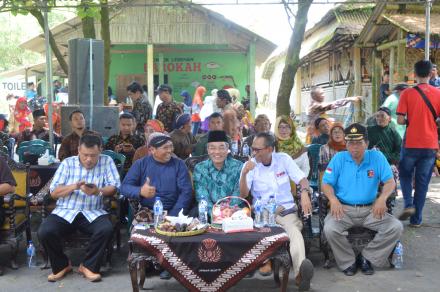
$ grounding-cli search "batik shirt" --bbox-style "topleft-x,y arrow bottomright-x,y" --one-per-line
193,156 -> 243,214
156,102 -> 182,132
104,133 -> 144,171
132,99 -> 153,133
49,154 -> 121,223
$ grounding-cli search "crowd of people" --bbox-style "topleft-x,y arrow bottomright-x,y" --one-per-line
1,60 -> 440,290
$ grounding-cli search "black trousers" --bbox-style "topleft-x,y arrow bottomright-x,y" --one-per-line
38,213 -> 113,274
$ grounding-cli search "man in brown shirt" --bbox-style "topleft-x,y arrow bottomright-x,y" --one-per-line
170,113 -> 196,160
58,110 -> 96,161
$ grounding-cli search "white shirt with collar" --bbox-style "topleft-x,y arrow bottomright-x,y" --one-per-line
242,152 -> 306,209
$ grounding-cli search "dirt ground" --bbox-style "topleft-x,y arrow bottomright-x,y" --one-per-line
1,177 -> 440,292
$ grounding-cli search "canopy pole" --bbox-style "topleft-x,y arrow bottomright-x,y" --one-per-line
43,6 -> 54,150
425,0 -> 431,60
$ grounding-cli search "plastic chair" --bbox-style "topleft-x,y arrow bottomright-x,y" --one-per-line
102,150 -> 126,176
17,144 -> 50,163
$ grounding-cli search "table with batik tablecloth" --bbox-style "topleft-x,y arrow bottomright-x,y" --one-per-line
128,226 -> 291,292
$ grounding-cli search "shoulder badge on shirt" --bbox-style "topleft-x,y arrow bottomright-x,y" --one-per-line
367,170 -> 375,178
325,167 -> 332,174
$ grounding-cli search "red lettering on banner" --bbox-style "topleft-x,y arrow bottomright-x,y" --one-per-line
176,63 -> 183,72
194,63 -> 201,72
185,63 -> 192,72
167,63 -> 175,72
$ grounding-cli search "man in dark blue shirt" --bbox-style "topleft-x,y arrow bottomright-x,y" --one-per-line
121,133 -> 192,216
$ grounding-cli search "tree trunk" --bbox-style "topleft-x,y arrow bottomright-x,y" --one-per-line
80,0 -> 96,39
29,9 -> 69,76
100,0 -> 111,105
276,0 -> 313,117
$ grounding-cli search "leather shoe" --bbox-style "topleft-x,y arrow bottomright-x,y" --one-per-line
159,270 -> 172,280
258,261 -> 272,276
47,263 -> 73,282
342,262 -> 357,276
78,264 -> 102,282
398,207 -> 415,221
295,259 -> 314,291
357,255 -> 374,275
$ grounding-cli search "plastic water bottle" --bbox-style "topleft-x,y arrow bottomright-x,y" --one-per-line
153,197 -> 163,228
253,196 -> 263,228
198,195 -> 208,224
242,143 -> 250,157
231,140 -> 238,155
27,241 -> 37,268
392,241 -> 403,269
267,195 -> 277,227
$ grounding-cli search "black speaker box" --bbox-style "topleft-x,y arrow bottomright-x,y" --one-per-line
60,105 -> 119,138
68,38 -> 104,106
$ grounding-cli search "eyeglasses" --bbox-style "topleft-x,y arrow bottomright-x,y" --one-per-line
251,146 -> 267,153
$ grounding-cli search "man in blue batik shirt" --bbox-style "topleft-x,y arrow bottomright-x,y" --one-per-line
38,134 -> 120,283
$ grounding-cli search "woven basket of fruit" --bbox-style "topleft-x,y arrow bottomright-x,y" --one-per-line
156,218 -> 207,237
211,196 -> 251,229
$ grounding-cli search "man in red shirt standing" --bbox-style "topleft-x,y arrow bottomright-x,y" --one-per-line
396,60 -> 440,227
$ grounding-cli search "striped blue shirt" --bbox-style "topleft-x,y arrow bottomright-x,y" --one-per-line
50,154 -> 121,223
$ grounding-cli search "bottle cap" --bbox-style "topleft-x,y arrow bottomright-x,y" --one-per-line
155,196 -> 161,201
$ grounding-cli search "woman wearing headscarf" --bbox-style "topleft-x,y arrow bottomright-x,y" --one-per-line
132,119 -> 165,163
10,97 -> 33,134
180,90 -> 192,115
191,86 -> 206,135
318,122 -> 346,171
274,115 -> 310,176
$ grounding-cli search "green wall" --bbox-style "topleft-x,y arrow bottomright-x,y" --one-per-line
109,44 -> 249,102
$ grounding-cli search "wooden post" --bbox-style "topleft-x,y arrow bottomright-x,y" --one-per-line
353,47 -> 362,122
397,30 -> 406,82
147,44 -> 154,106
248,40 -> 256,117
295,69 -> 302,116
389,47 -> 395,89
371,49 -> 381,112
159,53 -> 164,85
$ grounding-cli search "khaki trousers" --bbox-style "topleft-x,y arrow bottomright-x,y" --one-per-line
276,213 -> 305,277
323,205 -> 403,270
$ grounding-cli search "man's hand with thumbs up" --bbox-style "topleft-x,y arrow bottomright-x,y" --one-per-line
242,156 -> 256,175
140,177 -> 156,198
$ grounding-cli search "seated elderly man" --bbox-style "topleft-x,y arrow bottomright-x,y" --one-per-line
121,133 -> 192,216
38,134 -> 121,282
242,114 -> 271,148
0,155 -> 17,276
240,132 -> 314,291
192,130 -> 242,216
322,123 -> 403,276
105,112 -> 144,173
367,107 -> 402,165
121,133 -> 192,280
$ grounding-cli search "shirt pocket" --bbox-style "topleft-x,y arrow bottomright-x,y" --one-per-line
253,181 -> 270,193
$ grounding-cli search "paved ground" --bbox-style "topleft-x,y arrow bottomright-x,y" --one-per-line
1,177 -> 440,292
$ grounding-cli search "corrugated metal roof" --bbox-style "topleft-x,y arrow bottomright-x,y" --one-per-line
383,14 -> 440,35
19,0 -> 276,65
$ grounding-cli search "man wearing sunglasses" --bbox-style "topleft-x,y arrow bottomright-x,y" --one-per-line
239,132 -> 314,291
